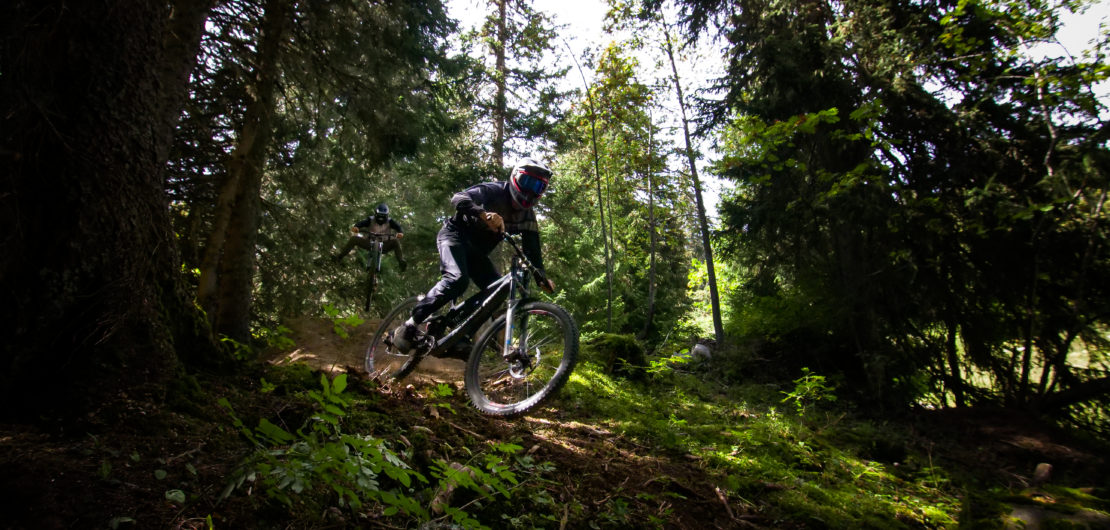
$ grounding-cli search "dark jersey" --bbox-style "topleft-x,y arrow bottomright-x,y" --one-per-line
354,216 -> 403,235
446,181 -> 544,270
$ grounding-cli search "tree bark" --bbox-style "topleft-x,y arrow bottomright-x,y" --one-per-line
639,167 -> 659,340
0,0 -> 215,418
492,0 -> 508,167
198,0 -> 289,343
944,318 -> 965,407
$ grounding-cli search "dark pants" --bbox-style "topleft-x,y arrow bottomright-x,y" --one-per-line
336,236 -> 404,265
412,226 -> 500,324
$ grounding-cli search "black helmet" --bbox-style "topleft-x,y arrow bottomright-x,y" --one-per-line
509,158 -> 552,209
374,203 -> 389,222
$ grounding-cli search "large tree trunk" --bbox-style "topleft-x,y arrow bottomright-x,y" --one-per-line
198,0 -> 289,343
0,0 -> 216,418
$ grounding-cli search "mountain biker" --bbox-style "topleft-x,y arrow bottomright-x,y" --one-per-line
392,158 -> 556,351
333,203 -> 407,272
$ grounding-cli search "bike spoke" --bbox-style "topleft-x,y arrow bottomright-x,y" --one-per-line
467,304 -> 577,415
365,296 -> 422,381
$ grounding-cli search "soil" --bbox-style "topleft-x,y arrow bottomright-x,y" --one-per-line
1,317 -> 1107,529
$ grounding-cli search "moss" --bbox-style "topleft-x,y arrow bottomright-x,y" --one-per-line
585,333 -> 647,381
165,371 -> 210,418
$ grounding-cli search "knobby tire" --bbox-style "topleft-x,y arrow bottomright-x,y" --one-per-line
465,301 -> 578,416
365,295 -> 422,380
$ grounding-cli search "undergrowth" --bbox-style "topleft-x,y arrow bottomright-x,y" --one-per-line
205,344 -> 1109,528
217,372 -> 559,529
553,350 -> 1108,528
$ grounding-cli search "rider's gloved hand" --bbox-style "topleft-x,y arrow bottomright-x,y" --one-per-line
396,232 -> 404,239
482,211 -> 505,234
351,226 -> 360,234
539,277 -> 555,293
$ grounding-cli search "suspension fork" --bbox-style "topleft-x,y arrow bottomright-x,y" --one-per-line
503,269 -> 531,360
502,278 -> 517,359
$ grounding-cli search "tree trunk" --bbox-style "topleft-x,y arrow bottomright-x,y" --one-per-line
492,0 -> 508,167
566,41 -> 614,332
663,24 -> 724,344
0,0 -> 215,418
639,167 -> 659,340
944,318 -> 965,407
199,0 -> 289,343
640,115 -> 658,340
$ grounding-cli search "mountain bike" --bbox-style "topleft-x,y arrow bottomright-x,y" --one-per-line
365,233 -> 579,416
359,232 -> 396,312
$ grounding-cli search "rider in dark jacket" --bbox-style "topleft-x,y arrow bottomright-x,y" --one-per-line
333,203 -> 407,272
394,158 -> 554,349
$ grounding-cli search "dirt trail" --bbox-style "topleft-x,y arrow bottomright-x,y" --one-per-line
267,316 -> 468,383
262,317 -> 747,528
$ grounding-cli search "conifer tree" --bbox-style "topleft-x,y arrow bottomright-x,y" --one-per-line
464,0 -> 567,166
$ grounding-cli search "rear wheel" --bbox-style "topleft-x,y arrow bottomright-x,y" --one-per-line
365,296 -> 423,380
465,301 -> 578,416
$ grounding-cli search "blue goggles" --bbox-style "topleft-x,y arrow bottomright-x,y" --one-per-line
516,171 -> 549,196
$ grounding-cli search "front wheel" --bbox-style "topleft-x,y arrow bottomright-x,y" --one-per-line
364,273 -> 378,313
365,295 -> 422,380
465,301 -> 578,416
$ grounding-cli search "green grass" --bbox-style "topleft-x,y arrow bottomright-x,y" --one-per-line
555,359 -> 963,527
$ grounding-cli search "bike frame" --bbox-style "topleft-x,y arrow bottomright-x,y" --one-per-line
421,235 -> 536,360
358,233 -> 392,273
360,233 -> 394,311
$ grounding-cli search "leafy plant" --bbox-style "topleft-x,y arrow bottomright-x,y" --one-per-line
260,324 -> 295,350
429,441 -> 524,529
427,383 -> 457,417
219,374 -> 428,517
781,367 -> 838,415
323,304 -> 364,339
220,335 -> 253,361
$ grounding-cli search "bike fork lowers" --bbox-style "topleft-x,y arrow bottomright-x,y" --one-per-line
502,278 -> 525,361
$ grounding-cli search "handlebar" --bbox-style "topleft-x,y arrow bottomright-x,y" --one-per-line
502,233 -> 549,286
354,231 -> 398,241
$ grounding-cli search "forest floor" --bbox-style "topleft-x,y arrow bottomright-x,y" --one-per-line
1,317 -> 1108,529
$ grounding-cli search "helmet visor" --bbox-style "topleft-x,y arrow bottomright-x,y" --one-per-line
515,171 -> 549,197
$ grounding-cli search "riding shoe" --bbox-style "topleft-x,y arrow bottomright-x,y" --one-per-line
391,322 -> 421,352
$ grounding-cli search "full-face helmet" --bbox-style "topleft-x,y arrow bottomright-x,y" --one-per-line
374,203 -> 389,222
508,158 -> 552,209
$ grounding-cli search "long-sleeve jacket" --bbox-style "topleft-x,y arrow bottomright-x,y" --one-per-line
446,181 -> 544,271
354,216 -> 403,236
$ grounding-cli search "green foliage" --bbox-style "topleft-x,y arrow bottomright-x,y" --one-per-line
219,336 -> 253,362
216,372 -> 561,527
679,0 -> 1110,415
219,374 -> 429,516
461,0 -> 569,165
557,357 -> 966,527
322,304 -> 363,339
427,383 -> 457,417
548,41 -> 694,341
168,0 -> 466,327
781,368 -> 838,416
585,333 -> 647,380
257,324 -> 295,351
